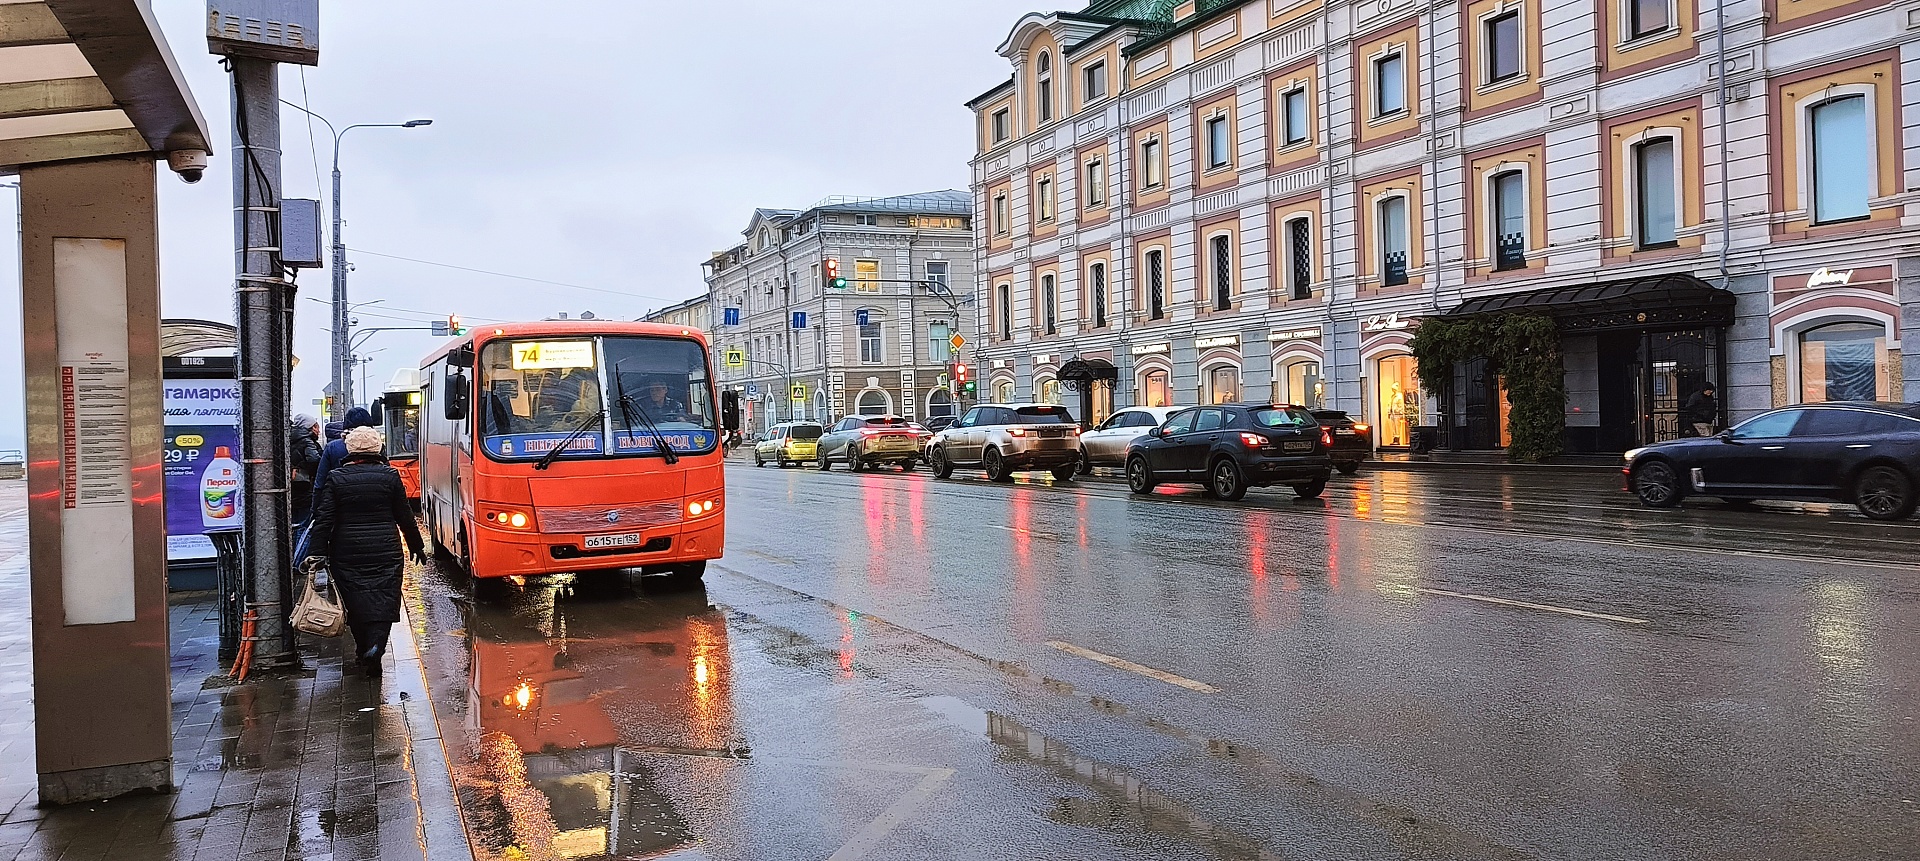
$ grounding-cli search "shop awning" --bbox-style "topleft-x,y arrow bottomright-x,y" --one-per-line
1057,356 -> 1117,383
1445,273 -> 1736,333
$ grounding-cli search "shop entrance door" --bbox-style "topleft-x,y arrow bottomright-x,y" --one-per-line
1644,330 -> 1717,444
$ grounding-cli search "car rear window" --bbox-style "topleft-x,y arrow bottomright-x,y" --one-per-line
789,426 -> 823,440
1312,410 -> 1349,421
1014,406 -> 1075,424
865,417 -> 908,427
1252,407 -> 1317,428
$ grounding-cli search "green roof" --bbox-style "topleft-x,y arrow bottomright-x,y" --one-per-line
1081,0 -> 1237,23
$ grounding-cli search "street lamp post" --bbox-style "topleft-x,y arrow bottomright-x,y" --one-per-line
282,102 -> 430,411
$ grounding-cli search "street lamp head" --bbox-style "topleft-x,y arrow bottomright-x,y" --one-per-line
403,119 -> 433,127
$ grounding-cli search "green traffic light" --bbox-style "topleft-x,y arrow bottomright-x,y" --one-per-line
831,277 -> 848,289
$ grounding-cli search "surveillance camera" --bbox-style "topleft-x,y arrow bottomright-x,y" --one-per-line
167,150 -> 209,184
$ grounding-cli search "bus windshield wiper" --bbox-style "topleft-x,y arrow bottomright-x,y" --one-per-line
616,393 -> 680,465
534,407 -> 606,471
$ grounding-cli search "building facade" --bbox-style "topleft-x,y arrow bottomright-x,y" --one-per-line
641,296 -> 713,333
968,0 -> 1920,452
701,192 -> 978,434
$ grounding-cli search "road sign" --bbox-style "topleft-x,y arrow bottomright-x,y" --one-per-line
431,321 -> 450,337
790,383 -> 807,402
724,348 -> 745,368
746,383 -> 759,397
723,307 -> 741,326
791,311 -> 808,329
855,309 -> 870,327
949,333 -> 965,350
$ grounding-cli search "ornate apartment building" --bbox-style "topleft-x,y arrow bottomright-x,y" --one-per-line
700,192 -> 977,433
968,0 -> 1920,452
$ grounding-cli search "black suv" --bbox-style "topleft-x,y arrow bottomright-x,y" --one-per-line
1311,410 -> 1371,475
1125,404 -> 1333,501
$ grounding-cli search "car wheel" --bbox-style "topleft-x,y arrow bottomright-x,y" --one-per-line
1336,461 -> 1360,476
1126,456 -> 1155,494
1854,464 -> 1917,521
1075,447 -> 1092,475
817,451 -> 831,471
1292,477 -> 1327,499
753,452 -> 764,467
777,458 -> 789,468
1210,459 -> 1248,501
931,446 -> 955,479
1051,462 -> 1076,482
847,449 -> 863,472
1632,459 -> 1683,508
984,448 -> 1013,482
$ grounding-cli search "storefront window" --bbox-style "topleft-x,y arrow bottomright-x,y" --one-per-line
1375,354 -> 1425,447
1799,322 -> 1889,402
995,380 -> 1015,403
1274,360 -> 1324,408
1089,380 -> 1113,425
1141,369 -> 1171,407
1039,379 -> 1063,405
1208,366 -> 1241,404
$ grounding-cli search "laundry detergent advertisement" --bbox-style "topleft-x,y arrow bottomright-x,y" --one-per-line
163,358 -> 240,562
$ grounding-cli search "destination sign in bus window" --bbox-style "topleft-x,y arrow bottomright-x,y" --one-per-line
511,341 -> 596,370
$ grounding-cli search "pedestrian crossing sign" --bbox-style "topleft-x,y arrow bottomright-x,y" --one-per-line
790,383 -> 807,402
724,348 -> 745,368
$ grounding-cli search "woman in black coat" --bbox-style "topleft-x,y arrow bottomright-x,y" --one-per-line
305,426 -> 425,674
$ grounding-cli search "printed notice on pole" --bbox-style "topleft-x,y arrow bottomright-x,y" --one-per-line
54,238 -> 136,626
60,362 -> 131,508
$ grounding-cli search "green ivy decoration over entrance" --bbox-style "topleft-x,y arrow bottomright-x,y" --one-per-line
1407,312 -> 1566,463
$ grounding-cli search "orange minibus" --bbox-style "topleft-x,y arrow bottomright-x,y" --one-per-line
372,368 -> 424,502
418,321 -> 741,585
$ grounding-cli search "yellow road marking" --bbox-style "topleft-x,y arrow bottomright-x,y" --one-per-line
1046,641 -> 1219,693
1419,588 -> 1650,626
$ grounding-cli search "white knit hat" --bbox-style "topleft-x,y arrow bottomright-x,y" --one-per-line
345,426 -> 384,455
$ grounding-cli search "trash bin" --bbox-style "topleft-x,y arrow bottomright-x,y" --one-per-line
1411,425 -> 1441,454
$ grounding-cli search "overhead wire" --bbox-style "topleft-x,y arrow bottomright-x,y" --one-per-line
345,247 -> 686,304
296,67 -> 324,201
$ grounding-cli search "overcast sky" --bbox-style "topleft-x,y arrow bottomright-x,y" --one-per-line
0,0 -> 1051,450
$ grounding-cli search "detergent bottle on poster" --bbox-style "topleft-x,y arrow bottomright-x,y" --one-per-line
201,446 -> 242,528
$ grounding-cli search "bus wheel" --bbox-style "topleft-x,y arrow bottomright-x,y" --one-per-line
663,561 -> 706,587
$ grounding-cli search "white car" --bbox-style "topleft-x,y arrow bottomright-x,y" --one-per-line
1075,406 -> 1182,473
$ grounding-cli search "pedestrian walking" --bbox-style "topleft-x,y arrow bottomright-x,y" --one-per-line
303,427 -> 425,674
314,407 -> 377,492
288,414 -> 322,540
1683,384 -> 1719,438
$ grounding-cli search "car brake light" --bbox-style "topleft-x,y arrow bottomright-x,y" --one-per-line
1240,432 -> 1267,448
1008,427 -> 1027,437
1321,428 -> 1333,448
1352,423 -> 1370,432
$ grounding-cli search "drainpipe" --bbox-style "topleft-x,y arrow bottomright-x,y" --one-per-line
1714,0 -> 1732,290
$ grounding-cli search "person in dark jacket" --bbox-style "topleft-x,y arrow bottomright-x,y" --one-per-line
305,427 -> 425,674
288,414 -> 323,534
1682,384 -> 1719,438
313,407 -> 377,493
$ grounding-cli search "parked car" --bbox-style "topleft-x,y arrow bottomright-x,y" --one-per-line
1311,410 -> 1372,475
1623,401 -> 1920,520
922,415 -> 960,434
816,414 -> 930,471
1076,406 -> 1182,473
929,404 -> 1081,482
753,422 -> 824,468
1125,404 -> 1333,501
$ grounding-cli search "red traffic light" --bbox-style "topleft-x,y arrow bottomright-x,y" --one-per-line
954,362 -> 969,383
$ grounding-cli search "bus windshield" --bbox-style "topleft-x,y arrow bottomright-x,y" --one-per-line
476,336 -> 716,461
384,401 -> 421,458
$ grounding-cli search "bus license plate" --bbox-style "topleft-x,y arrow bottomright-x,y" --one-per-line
583,532 -> 641,550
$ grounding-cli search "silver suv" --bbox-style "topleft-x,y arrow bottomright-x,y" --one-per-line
929,403 -> 1081,482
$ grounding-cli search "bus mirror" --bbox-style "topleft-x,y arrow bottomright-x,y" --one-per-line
449,344 -> 475,369
721,390 -> 741,432
369,400 -> 384,425
444,372 -> 470,421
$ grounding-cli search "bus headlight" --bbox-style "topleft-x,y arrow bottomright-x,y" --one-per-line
485,509 -> 533,530
686,499 -> 718,519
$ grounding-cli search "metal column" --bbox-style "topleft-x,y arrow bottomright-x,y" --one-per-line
230,57 -> 294,665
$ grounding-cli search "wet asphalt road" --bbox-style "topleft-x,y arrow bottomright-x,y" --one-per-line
407,460 -> 1920,861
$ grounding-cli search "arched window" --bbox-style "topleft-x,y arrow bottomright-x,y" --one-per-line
1090,262 -> 1108,328
1208,366 -> 1241,404
1141,369 -> 1171,407
856,389 -> 891,415
1799,321 -> 1889,402
1490,169 -> 1525,270
813,389 -> 828,423
1042,274 -> 1057,334
1039,379 -> 1062,405
1037,52 -> 1054,122
927,389 -> 955,418
1274,359 -> 1324,408
995,380 -> 1015,403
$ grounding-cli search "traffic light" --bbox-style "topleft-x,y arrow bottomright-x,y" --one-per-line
954,362 -> 972,396
823,257 -> 847,290
448,314 -> 466,336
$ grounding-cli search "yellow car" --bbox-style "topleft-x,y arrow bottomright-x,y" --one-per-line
753,422 -> 824,468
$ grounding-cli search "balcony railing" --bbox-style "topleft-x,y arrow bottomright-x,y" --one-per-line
1382,251 -> 1408,287
1494,233 -> 1526,271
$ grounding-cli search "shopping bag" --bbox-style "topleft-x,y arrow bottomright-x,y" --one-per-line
290,563 -> 346,638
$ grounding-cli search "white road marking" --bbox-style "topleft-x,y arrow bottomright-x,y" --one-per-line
1419,588 -> 1650,626
1046,641 -> 1219,693
825,765 -> 956,861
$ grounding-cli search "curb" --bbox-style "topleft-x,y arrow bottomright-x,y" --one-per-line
393,598 -> 477,861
